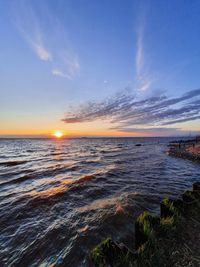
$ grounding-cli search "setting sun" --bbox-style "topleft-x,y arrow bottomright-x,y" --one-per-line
53,131 -> 63,138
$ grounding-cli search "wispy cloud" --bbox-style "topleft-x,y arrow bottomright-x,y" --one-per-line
136,19 -> 144,80
63,54 -> 80,79
62,88 -> 200,134
25,32 -> 52,61
11,0 -> 79,79
109,126 -> 200,136
110,127 -> 179,133
52,69 -> 67,78
12,1 -> 52,62
62,90 -> 135,123
139,80 -> 152,91
34,44 -> 52,61
135,4 -> 152,91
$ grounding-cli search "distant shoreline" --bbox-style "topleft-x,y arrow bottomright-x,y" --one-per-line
168,137 -> 200,163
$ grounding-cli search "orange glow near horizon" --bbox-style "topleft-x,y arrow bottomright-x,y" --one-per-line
1,118 -> 147,137
53,131 -> 63,138
2,117 -> 200,137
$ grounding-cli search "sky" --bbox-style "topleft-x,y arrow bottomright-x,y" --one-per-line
1,0 -> 200,137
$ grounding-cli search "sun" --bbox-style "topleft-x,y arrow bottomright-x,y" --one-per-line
53,131 -> 63,138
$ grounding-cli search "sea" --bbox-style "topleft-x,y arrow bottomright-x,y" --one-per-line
0,137 -> 199,266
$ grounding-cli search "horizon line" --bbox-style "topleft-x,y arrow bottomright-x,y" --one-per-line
0,134 -> 197,139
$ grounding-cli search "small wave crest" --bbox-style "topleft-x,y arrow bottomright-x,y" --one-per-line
0,160 -> 27,167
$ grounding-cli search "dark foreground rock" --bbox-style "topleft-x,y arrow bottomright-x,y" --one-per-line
90,182 -> 200,267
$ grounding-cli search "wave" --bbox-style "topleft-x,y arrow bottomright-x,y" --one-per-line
1,137 -> 200,267
0,175 -> 32,186
0,164 -> 80,187
75,174 -> 96,184
0,173 -> 99,212
0,160 -> 27,167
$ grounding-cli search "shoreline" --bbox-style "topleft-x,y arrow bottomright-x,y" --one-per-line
1,138 -> 199,266
90,182 -> 200,267
168,137 -> 200,163
90,138 -> 200,267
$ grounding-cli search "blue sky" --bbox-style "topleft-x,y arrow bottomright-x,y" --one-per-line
1,0 -> 200,136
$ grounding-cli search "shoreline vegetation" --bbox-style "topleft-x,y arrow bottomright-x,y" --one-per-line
89,138 -> 200,267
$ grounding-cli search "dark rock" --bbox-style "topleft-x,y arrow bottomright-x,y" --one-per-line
90,238 -> 136,267
182,190 -> 196,203
135,212 -> 159,250
172,199 -> 184,214
135,220 -> 148,250
193,182 -> 200,192
90,182 -> 200,267
160,198 -> 174,218
135,144 -> 142,146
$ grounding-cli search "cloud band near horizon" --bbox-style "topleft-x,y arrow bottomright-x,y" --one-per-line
62,88 -> 200,133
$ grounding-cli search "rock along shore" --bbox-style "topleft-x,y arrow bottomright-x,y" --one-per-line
168,137 -> 200,163
89,182 -> 200,267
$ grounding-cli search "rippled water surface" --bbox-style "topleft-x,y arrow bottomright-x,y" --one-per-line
0,137 -> 199,266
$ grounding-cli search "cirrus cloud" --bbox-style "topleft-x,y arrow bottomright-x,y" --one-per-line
62,88 -> 200,134
11,0 -> 80,79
